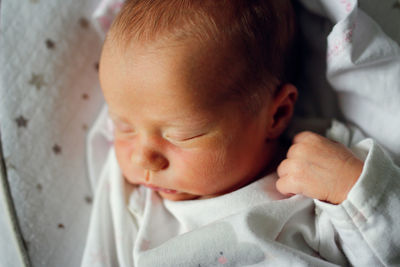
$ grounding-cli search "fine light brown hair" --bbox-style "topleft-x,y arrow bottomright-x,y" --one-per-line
107,0 -> 297,113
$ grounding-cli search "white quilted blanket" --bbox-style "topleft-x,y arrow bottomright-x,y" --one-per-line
0,0 -> 104,266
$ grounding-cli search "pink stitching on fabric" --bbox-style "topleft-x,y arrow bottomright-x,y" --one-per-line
340,0 -> 353,13
218,256 -> 228,264
327,23 -> 356,61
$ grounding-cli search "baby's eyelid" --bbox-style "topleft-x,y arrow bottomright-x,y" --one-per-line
114,121 -> 135,132
164,132 -> 206,143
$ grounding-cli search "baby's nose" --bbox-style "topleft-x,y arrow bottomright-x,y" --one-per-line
132,148 -> 169,172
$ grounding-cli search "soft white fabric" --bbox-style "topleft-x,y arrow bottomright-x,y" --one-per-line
0,156 -> 28,267
82,112 -> 400,266
92,0 -> 124,39
0,0 -> 104,266
296,0 -> 400,163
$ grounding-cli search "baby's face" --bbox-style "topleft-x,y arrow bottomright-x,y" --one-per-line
100,40 -> 275,201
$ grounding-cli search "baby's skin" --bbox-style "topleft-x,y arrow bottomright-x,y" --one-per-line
277,131 -> 364,204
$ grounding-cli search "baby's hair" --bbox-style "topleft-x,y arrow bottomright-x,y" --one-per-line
107,0 -> 297,113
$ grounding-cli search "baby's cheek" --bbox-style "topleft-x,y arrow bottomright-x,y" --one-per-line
174,148 -> 229,190
114,139 -> 138,183
114,139 -> 131,162
183,148 -> 226,172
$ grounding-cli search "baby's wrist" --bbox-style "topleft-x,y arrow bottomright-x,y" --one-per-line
332,157 -> 364,204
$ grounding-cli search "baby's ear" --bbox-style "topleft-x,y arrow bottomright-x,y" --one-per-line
266,83 -> 298,139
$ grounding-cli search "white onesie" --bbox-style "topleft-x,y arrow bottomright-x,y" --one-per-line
81,115 -> 400,267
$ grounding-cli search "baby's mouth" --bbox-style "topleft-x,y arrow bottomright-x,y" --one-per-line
142,183 -> 178,194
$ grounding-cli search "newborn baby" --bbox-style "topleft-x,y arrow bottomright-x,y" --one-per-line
99,0 -> 360,203
82,0 -> 400,266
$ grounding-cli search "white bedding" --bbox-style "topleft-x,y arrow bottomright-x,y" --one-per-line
0,0 -> 400,266
0,0 -> 104,266
295,0 -> 400,162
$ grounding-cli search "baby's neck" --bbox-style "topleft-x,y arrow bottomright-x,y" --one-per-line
220,139 -> 288,197
256,138 -> 288,180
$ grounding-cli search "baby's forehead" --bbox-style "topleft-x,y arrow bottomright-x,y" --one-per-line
105,0 -> 295,114
130,38 -> 237,89
103,37 -> 240,111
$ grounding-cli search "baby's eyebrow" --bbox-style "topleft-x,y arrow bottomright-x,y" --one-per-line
108,111 -> 214,128
166,116 -> 215,130
109,112 -> 131,124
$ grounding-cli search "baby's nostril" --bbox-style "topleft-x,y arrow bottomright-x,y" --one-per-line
151,154 -> 169,171
158,156 -> 169,170
140,151 -> 169,171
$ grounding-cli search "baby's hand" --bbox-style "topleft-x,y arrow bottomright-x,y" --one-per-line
276,131 -> 364,204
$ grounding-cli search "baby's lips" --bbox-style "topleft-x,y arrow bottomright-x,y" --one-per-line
160,188 -> 178,194
143,183 -> 178,194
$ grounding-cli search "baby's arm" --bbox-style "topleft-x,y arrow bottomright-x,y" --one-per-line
277,125 -> 400,265
276,131 -> 363,204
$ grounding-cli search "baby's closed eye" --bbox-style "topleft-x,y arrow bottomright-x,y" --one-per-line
109,114 -> 135,133
112,121 -> 137,138
163,131 -> 207,143
115,122 -> 134,132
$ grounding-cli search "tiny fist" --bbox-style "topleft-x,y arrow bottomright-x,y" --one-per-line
292,131 -> 322,144
276,131 -> 364,204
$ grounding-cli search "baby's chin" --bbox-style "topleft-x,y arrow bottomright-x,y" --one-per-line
158,190 -> 225,201
157,191 -> 201,201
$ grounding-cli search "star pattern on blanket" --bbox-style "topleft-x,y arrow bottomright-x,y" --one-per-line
85,195 -> 93,204
29,73 -> 46,90
36,184 -> 43,192
79,18 -> 90,29
15,115 -> 28,128
52,144 -> 62,155
394,0 -> 400,9
82,93 -> 89,100
45,39 -> 56,49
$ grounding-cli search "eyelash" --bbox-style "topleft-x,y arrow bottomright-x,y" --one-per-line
164,132 -> 206,143
111,119 -> 207,143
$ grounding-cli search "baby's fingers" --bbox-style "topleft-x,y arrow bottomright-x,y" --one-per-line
276,159 -> 330,201
293,131 -> 324,145
286,142 -> 315,160
276,159 -> 306,196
